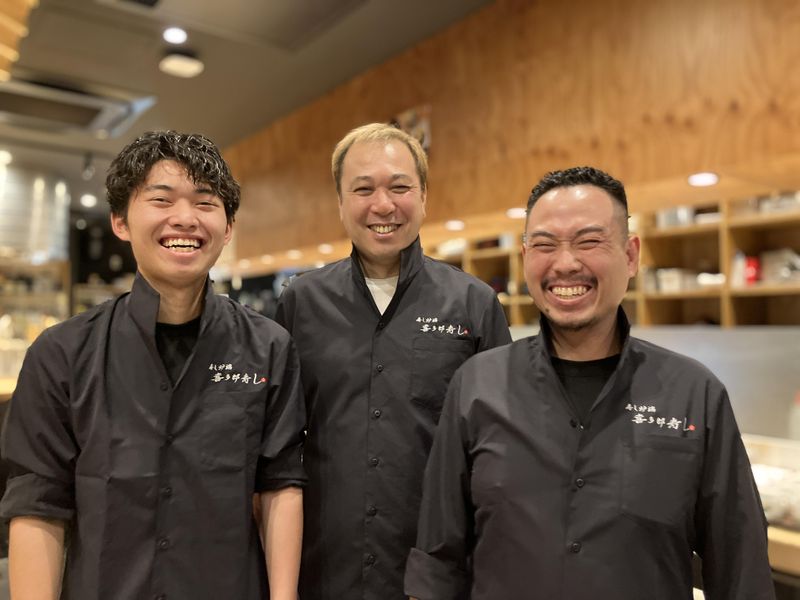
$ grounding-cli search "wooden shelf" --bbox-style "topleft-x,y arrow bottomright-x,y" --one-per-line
498,294 -> 534,306
466,246 -> 513,260
641,222 -> 720,238
642,287 -> 723,300
729,282 -> 800,297
728,208 -> 800,230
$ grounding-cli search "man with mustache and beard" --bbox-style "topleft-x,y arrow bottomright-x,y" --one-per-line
405,166 -> 775,600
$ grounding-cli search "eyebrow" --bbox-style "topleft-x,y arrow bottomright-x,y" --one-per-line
143,183 -> 214,194
527,226 -> 608,239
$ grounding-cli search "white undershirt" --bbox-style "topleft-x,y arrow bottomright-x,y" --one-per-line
365,275 -> 399,314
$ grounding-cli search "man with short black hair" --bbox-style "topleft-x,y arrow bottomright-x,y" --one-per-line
405,166 -> 775,600
1,131 -> 306,600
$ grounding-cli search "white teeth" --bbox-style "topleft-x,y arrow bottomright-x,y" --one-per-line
162,238 -> 201,250
552,286 -> 589,298
370,224 -> 397,234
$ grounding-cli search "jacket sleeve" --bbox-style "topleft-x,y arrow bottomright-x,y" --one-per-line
695,385 -> 775,600
475,288 -> 512,352
273,280 -> 296,333
405,370 -> 472,600
1,331 -> 77,522
255,330 -> 307,491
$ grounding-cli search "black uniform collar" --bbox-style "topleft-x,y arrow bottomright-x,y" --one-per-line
128,271 -> 217,336
537,305 -> 632,362
349,236 -> 425,289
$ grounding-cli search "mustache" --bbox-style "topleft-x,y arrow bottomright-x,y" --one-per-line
541,276 -> 597,290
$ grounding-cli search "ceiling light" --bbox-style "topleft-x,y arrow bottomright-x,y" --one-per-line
82,153 -> 96,181
287,249 -> 303,260
75,219 -> 87,230
317,243 -> 333,254
159,50 -> 204,78
163,27 -> 188,44
238,259 -> 251,268
687,172 -> 719,187
80,193 -> 98,208
0,150 -> 12,165
444,220 -> 465,231
506,207 -> 527,219
260,254 -> 274,264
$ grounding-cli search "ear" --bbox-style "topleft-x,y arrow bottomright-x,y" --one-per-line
338,194 -> 344,223
224,221 -> 233,246
420,188 -> 427,218
625,234 -> 641,277
110,212 -> 130,242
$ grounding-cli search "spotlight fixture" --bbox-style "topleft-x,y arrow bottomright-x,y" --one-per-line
444,220 -> 465,231
317,244 -> 334,254
506,207 -> 527,219
286,249 -> 303,260
687,172 -> 719,187
159,49 -> 204,78
80,193 -> 98,208
163,27 -> 188,44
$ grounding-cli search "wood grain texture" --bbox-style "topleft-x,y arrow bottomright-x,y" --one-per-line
226,0 -> 800,258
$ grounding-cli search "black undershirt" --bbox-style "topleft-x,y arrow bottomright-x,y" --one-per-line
155,317 -> 201,386
551,354 -> 620,424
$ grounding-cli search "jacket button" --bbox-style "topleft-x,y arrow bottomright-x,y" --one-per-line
575,478 -> 585,488
570,542 -> 582,553
365,554 -> 376,565
376,364 -> 384,373
161,486 -> 173,497
372,408 -> 382,419
569,419 -> 578,428
166,434 -> 175,444
157,537 -> 170,550
377,321 -> 385,329
369,457 -> 380,467
366,505 -> 377,516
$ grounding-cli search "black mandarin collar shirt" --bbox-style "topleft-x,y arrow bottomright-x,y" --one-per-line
1,273 -> 307,600
406,309 -> 775,600
275,237 -> 511,600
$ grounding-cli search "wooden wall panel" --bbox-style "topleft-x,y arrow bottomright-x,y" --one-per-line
226,0 -> 800,259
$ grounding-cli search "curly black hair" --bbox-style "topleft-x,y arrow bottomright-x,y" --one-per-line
527,166 -> 628,216
106,130 -> 241,223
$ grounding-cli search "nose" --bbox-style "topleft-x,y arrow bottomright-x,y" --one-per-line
551,243 -> 582,274
370,188 -> 395,216
167,198 -> 199,229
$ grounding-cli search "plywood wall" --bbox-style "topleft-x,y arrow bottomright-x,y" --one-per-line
225,0 -> 800,258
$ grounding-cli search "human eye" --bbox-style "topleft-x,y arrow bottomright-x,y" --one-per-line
531,240 -> 557,252
391,184 -> 411,194
352,186 -> 374,196
576,237 -> 602,250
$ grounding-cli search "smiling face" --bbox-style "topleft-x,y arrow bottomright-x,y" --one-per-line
522,184 -> 639,337
111,159 -> 232,293
338,139 -> 426,278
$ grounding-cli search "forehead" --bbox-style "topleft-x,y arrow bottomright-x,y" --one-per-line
527,184 -> 620,233
342,140 -> 417,181
142,159 -> 189,183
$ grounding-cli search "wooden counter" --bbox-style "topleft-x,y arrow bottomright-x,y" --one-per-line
0,377 -> 14,402
770,526 -> 800,577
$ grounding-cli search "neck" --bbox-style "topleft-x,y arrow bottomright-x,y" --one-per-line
548,315 -> 621,361
359,256 -> 400,279
144,274 -> 206,324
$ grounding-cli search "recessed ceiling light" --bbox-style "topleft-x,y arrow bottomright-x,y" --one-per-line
159,50 -> 204,78
506,207 -> 527,219
317,243 -> 333,254
444,220 -> 465,231
163,27 -> 188,44
75,219 -> 87,230
687,172 -> 719,187
80,193 -> 98,208
260,254 -> 274,264
0,150 -> 12,165
287,249 -> 303,260
238,259 -> 251,268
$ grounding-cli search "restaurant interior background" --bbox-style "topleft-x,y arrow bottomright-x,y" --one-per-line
0,0 -> 799,595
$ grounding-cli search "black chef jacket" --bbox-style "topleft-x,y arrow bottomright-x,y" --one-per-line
406,310 -> 775,600
1,273 -> 307,600
274,237 -> 511,600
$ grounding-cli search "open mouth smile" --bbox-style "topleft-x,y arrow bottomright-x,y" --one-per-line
160,237 -> 203,253
550,285 -> 590,298
368,224 -> 399,234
